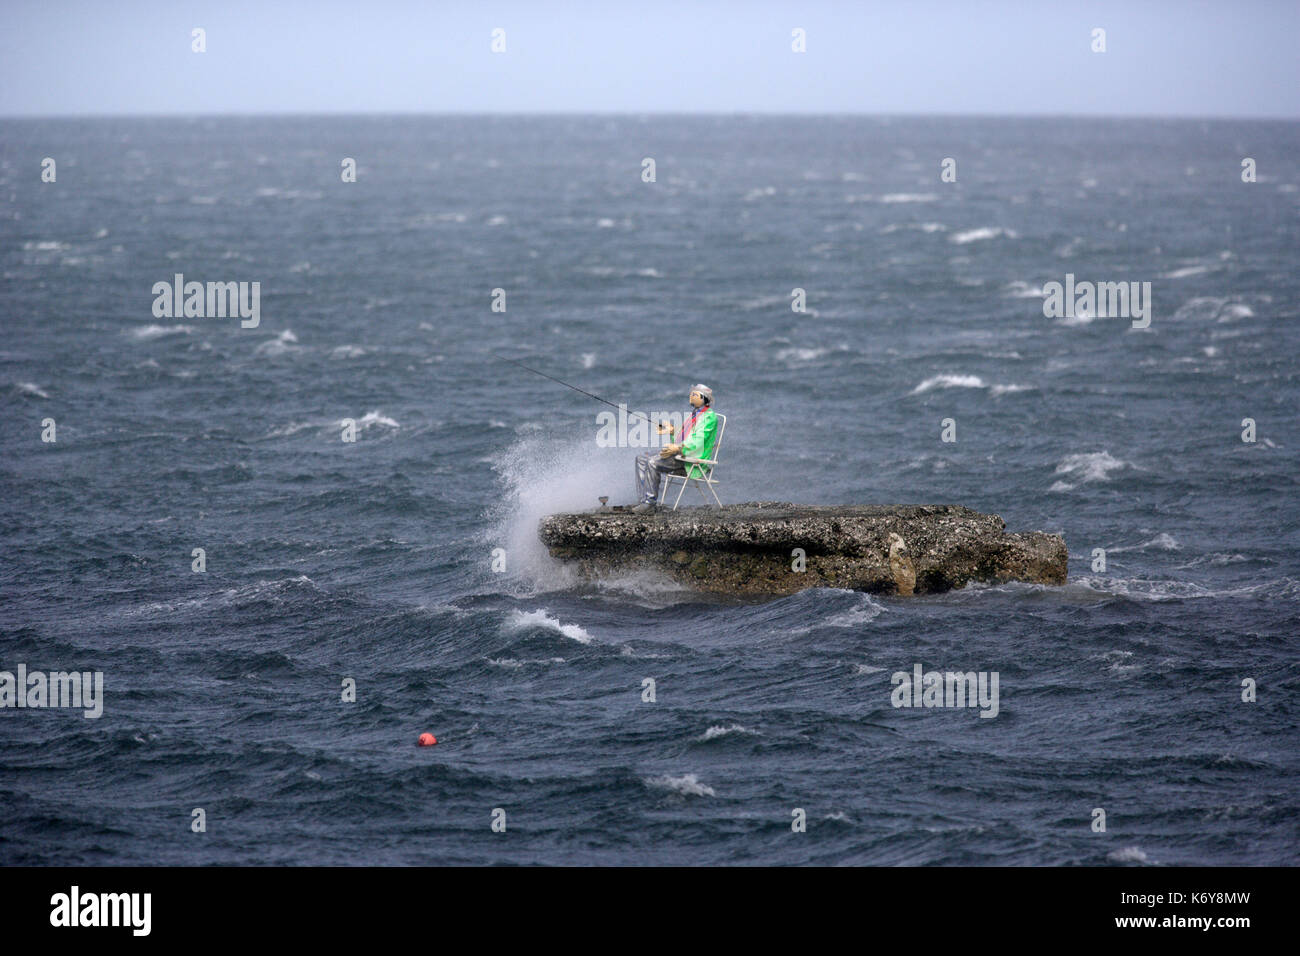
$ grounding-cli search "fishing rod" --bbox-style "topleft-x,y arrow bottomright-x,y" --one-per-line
492,354 -> 662,427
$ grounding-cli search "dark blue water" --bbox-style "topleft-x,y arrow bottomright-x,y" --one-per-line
1,116 -> 1297,865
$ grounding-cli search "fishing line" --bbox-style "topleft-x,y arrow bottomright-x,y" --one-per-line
492,354 -> 660,426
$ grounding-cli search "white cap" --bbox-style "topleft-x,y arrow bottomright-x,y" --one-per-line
691,384 -> 713,403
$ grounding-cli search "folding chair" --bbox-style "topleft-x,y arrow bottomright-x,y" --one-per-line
663,413 -> 726,510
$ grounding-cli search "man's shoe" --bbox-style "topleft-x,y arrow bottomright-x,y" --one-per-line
632,501 -> 657,514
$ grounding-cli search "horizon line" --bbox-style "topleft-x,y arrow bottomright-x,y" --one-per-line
3,109 -> 1298,122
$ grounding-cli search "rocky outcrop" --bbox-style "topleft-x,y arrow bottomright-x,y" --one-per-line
538,502 -> 1067,597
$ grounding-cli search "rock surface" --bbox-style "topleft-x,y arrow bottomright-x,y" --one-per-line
538,502 -> 1067,597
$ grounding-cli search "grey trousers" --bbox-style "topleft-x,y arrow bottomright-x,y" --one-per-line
635,451 -> 686,503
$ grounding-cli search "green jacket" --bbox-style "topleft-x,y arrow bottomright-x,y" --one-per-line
679,408 -> 719,479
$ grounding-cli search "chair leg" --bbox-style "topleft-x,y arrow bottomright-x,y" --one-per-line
707,480 -> 722,508
672,476 -> 688,510
695,481 -> 710,506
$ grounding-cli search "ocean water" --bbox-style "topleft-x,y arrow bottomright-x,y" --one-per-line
1,116 -> 1297,865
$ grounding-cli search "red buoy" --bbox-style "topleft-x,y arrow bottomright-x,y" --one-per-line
417,732 -> 437,747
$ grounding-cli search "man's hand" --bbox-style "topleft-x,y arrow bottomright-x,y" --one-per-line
656,421 -> 675,436
659,443 -> 681,458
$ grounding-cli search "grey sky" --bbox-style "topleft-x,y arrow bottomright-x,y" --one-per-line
2,0 -> 1297,117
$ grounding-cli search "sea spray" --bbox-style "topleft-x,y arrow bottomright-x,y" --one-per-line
484,432 -> 637,593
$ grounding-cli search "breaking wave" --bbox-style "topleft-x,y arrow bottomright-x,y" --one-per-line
504,609 -> 594,644
645,773 -> 715,797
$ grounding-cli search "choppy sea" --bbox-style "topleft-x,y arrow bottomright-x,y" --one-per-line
1,116 -> 1297,864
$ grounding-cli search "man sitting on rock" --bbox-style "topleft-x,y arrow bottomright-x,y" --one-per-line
633,384 -> 718,513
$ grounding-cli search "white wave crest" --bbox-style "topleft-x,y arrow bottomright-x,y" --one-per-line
1049,451 -> 1132,490
645,773 -> 715,797
255,329 -> 299,356
488,656 -> 565,668
132,324 -> 194,340
505,609 -> 593,644
698,724 -> 757,741
15,382 -> 50,398
1070,576 -> 1295,602
353,410 -> 399,430
1173,297 -> 1255,322
1107,846 -> 1152,864
1003,280 -> 1045,298
1162,264 -> 1213,279
1110,533 -> 1179,553
912,374 -> 985,394
826,596 -> 886,626
880,222 -> 947,234
949,226 -> 1017,244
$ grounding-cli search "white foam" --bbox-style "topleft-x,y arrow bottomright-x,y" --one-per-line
777,346 -> 830,362
989,384 -> 1032,397
265,420 -> 316,438
1162,264 -> 1212,279
879,221 -> 947,234
1174,296 -> 1254,322
486,434 -> 636,594
698,724 -> 757,741
1107,846 -> 1151,864
488,656 -> 565,668
505,608 -> 593,644
255,329 -> 300,356
738,293 -> 790,310
645,773 -> 715,797
790,594 -> 886,633
1176,552 -> 1249,568
331,345 -> 365,359
879,192 -> 938,203
15,382 -> 49,398
1004,280 -> 1045,298
131,324 -> 194,340
353,410 -> 399,430
581,353 -> 596,369
592,572 -> 692,606
912,374 -> 985,394
1049,451 -> 1132,490
1070,575 -> 1298,602
949,226 -> 1016,244
1110,533 -> 1179,553
826,596 -> 886,627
